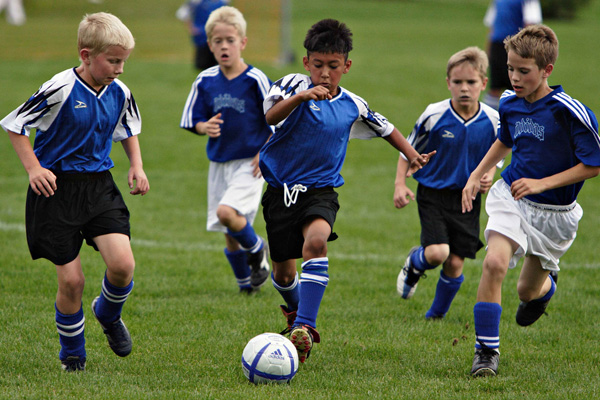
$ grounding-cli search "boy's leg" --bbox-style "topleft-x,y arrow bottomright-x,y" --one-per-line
55,256 -> 86,371
471,232 -> 517,377
223,244 -> 252,293
398,244 -> 447,299
515,256 -> 556,326
91,233 -> 135,357
425,254 -> 464,319
220,205 -> 269,289
271,260 -> 300,329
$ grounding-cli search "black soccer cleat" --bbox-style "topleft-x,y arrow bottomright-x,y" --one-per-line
397,246 -> 426,299
61,356 -> 86,372
515,298 -> 551,326
471,346 -> 499,377
247,239 -> 270,289
92,296 -> 132,357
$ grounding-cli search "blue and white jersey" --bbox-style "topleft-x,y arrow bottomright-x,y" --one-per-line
0,68 -> 141,173
259,73 -> 394,189
499,86 -> 600,205
407,99 -> 499,190
180,65 -> 273,162
484,0 -> 542,43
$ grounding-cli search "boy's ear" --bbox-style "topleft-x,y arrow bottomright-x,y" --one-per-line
343,58 -> 352,74
303,56 -> 310,71
542,63 -> 554,78
80,48 -> 92,64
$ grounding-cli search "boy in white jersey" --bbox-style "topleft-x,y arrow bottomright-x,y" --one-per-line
259,19 -> 435,363
180,6 -> 272,293
1,13 -> 149,371
462,24 -> 600,377
395,47 -> 499,319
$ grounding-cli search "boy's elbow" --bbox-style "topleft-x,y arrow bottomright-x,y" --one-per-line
590,166 -> 600,178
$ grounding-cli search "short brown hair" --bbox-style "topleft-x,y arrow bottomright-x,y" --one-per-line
504,24 -> 559,70
446,46 -> 488,81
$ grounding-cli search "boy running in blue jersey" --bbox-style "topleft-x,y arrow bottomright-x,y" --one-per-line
395,47 -> 500,319
462,24 -> 600,377
180,6 -> 272,293
259,19 -> 435,363
1,12 -> 149,371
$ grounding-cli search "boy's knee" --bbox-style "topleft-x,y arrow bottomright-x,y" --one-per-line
302,235 -> 327,259
216,205 -> 237,226
482,253 -> 508,279
425,244 -> 449,266
107,259 -> 135,284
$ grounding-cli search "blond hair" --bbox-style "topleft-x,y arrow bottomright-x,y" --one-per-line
504,24 -> 558,69
78,12 -> 135,57
447,46 -> 488,81
205,6 -> 246,42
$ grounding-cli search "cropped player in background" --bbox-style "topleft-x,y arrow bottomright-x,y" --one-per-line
180,6 -> 272,294
1,12 -> 149,371
395,47 -> 500,319
463,25 -> 600,377
259,18 -> 435,364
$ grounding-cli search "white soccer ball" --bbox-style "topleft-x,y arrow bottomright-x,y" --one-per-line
241,333 -> 299,384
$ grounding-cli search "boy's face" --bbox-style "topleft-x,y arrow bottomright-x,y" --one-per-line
303,52 -> 351,97
507,50 -> 553,103
78,45 -> 131,90
446,62 -> 487,112
208,22 -> 247,69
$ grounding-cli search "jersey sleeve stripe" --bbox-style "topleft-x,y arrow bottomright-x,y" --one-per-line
554,92 -> 599,137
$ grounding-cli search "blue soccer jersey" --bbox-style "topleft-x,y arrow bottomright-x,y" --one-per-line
259,73 -> 394,189
484,0 -> 542,43
1,68 -> 141,173
180,65 -> 273,163
498,86 -> 600,205
407,99 -> 499,190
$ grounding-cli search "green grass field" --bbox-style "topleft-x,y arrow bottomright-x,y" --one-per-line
1,0 -> 600,398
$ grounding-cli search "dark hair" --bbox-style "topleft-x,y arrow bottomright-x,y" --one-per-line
303,19 -> 353,58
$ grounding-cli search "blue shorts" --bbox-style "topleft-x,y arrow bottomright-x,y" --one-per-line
25,171 -> 130,265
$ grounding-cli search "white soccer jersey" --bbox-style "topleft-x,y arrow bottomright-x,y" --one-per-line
259,73 -> 394,189
1,68 -> 141,173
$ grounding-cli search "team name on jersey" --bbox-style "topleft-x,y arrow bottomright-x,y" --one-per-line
214,93 -> 245,113
514,117 -> 545,141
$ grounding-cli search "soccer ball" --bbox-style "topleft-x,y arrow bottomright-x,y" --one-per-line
241,333 -> 299,384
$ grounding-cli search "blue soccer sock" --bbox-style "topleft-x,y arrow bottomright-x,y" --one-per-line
272,271 -> 299,311
425,271 -> 464,319
227,221 -> 263,254
93,274 -> 133,324
293,258 -> 329,329
56,304 -> 86,360
411,246 -> 438,271
536,274 -> 556,303
224,248 -> 251,290
473,302 -> 502,351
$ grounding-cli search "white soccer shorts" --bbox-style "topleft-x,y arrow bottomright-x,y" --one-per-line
206,158 -> 265,233
484,179 -> 583,271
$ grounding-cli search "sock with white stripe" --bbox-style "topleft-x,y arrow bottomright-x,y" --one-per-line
272,271 -> 299,310
293,257 -> 329,328
56,304 -> 86,360
411,246 -> 438,272
94,274 -> 133,324
227,222 -> 263,254
224,248 -> 251,290
425,271 -> 464,318
474,302 -> 502,351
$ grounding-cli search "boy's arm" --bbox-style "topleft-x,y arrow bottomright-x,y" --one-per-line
120,136 -> 150,196
383,128 -> 436,176
510,163 -> 600,201
393,155 -> 414,208
479,166 -> 497,194
265,86 -> 331,126
462,139 -> 511,212
7,130 -> 57,197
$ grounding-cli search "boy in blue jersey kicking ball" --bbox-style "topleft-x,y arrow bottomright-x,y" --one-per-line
462,25 -> 600,377
259,18 -> 435,363
395,47 -> 500,319
1,12 -> 149,371
180,6 -> 272,293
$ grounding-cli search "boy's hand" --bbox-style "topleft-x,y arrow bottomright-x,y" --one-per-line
302,86 -> 332,102
462,175 -> 481,213
479,171 -> 494,193
251,153 -> 262,178
393,184 -> 415,209
510,177 -> 545,200
128,166 -> 150,196
406,150 -> 436,177
29,166 -> 57,197
197,113 -> 223,137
